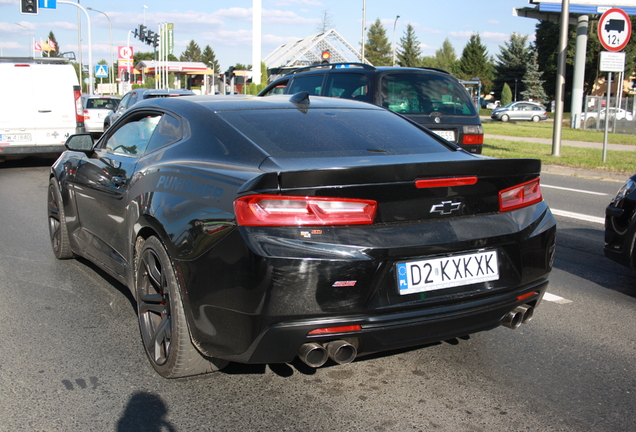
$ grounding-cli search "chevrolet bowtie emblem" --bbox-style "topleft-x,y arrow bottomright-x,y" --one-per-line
430,201 -> 461,215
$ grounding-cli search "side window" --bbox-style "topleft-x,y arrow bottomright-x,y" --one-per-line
144,114 -> 182,154
261,79 -> 289,96
102,114 -> 161,156
289,75 -> 324,95
325,74 -> 370,102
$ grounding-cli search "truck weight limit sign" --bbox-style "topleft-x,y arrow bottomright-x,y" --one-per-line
598,8 -> 631,52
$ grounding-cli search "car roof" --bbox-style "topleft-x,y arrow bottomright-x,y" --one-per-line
282,62 -> 451,77
131,93 -> 388,113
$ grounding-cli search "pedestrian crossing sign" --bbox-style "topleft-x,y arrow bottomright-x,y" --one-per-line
95,65 -> 109,78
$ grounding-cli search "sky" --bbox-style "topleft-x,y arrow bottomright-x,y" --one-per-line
1,0 -> 541,72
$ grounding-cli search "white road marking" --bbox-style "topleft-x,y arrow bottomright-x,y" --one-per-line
550,209 -> 605,225
542,184 -> 608,196
543,292 -> 573,304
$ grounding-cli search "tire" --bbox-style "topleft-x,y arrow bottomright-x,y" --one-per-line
532,115 -> 540,122
135,236 -> 227,378
501,114 -> 509,122
47,177 -> 73,259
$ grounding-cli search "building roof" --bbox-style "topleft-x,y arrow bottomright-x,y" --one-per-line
263,29 -> 370,71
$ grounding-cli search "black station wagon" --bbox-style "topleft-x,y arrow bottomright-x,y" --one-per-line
259,63 -> 484,154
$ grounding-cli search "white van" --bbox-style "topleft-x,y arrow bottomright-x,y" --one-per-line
0,57 -> 85,161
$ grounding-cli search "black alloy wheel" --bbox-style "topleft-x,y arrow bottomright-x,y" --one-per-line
47,178 -> 73,259
135,236 -> 227,378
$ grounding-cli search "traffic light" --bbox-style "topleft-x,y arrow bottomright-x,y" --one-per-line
225,66 -> 235,83
20,0 -> 38,14
151,34 -> 159,49
321,50 -> 331,64
138,25 -> 147,42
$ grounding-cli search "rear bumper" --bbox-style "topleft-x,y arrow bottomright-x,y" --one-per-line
218,280 -> 548,364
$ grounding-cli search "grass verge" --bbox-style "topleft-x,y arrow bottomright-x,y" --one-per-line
483,139 -> 636,174
483,120 -> 636,146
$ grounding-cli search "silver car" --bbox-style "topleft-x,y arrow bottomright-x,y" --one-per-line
81,95 -> 120,134
491,101 -> 548,122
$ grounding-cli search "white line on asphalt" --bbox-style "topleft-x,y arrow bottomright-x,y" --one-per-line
550,209 -> 605,225
542,184 -> 608,196
543,292 -> 573,304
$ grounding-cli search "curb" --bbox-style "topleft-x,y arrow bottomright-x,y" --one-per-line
541,164 -> 626,182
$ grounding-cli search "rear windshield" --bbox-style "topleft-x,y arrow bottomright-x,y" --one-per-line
380,73 -> 477,117
85,98 -> 120,110
217,108 -> 450,158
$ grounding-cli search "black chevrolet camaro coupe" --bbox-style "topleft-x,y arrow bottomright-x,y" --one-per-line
48,94 -> 556,378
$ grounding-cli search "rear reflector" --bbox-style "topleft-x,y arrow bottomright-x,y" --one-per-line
517,291 -> 537,302
308,325 -> 362,335
416,176 -> 478,188
499,178 -> 542,211
234,195 -> 377,226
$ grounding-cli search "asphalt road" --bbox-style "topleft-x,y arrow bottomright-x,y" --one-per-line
0,158 -> 634,432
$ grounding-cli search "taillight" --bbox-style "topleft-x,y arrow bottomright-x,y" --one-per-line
499,178 -> 542,211
83,110 -> 90,120
234,195 -> 377,226
462,125 -> 484,145
462,134 -> 484,145
74,87 -> 84,124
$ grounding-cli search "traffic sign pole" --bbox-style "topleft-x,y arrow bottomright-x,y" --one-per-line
597,8 -> 631,163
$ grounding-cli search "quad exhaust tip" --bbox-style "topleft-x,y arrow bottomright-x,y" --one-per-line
503,304 -> 534,329
298,340 -> 358,368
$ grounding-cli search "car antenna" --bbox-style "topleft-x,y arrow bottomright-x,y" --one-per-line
289,91 -> 310,107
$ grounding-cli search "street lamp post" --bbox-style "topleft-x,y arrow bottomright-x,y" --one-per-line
514,78 -> 518,102
143,5 -> 148,26
392,15 -> 400,67
87,7 -> 113,94
15,23 -> 32,57
59,1 -> 93,94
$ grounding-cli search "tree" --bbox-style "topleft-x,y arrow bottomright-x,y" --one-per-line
458,34 -> 493,92
202,45 -> 221,73
316,10 -> 334,34
180,40 -> 202,62
501,82 -> 513,106
492,33 -> 532,100
396,24 -> 422,67
434,38 -> 459,75
365,18 -> 392,66
521,52 -> 548,104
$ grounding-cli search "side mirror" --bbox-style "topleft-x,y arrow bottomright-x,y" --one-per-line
65,133 -> 94,152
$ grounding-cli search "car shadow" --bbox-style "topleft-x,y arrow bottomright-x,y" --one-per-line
552,226 -> 636,298
219,338 -> 468,378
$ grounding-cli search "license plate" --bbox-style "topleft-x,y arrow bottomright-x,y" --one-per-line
0,133 -> 31,142
396,250 -> 498,295
98,112 -> 106,119
432,130 -> 456,142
